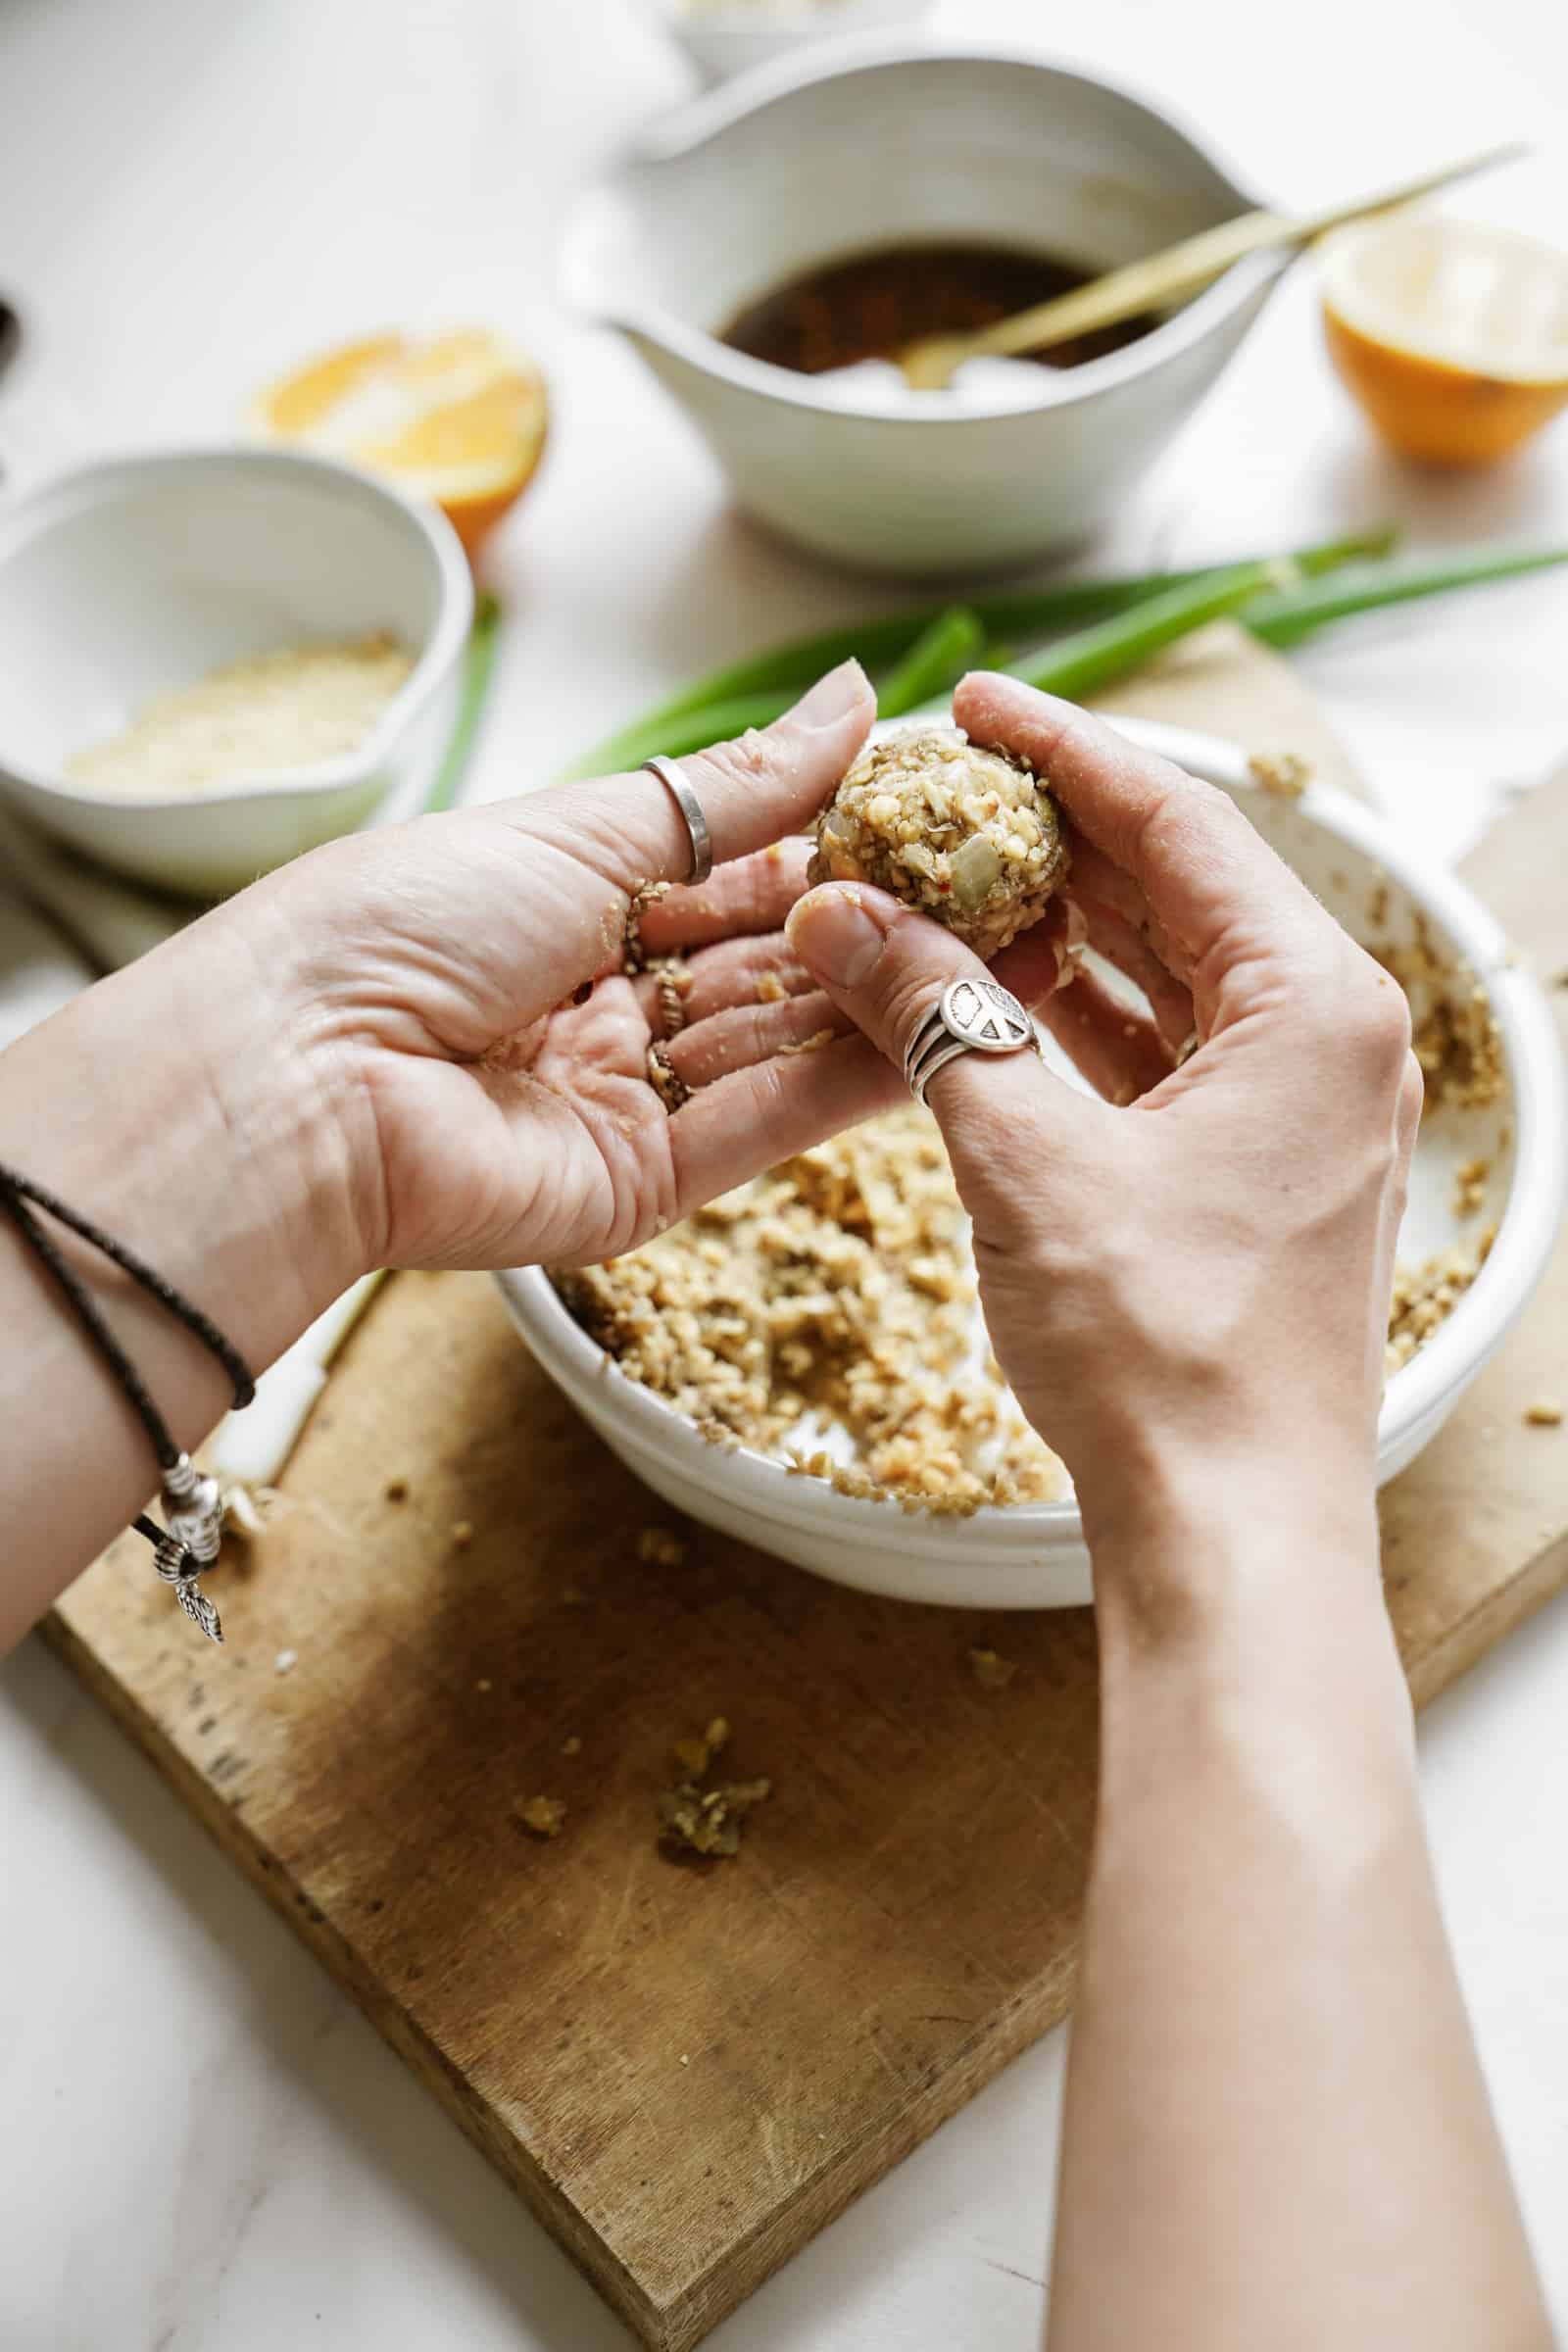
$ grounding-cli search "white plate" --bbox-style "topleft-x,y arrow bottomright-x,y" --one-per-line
496,718 -> 1567,1609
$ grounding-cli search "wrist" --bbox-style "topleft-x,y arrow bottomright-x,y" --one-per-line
6,919 -> 364,1379
1080,1428 -> 1384,1649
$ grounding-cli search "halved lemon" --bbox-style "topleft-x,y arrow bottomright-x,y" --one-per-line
1318,215 -> 1568,466
254,329 -> 548,557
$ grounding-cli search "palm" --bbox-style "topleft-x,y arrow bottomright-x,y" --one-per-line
314,814 -> 903,1275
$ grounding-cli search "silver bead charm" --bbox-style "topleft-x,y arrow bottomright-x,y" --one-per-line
152,1453 -> 225,1642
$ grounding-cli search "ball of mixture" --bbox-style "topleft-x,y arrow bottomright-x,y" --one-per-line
808,725 -> 1068,959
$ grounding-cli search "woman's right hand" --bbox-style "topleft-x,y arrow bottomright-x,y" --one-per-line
786,672 -> 1423,1572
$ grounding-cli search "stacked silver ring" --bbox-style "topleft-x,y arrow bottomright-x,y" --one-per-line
644,755 -> 714,886
905,976 -> 1041,1106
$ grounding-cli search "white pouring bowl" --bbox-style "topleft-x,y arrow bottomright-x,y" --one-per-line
655,0 -> 933,86
495,717 -> 1567,1610
564,42 -> 1285,575
0,446 -> 473,899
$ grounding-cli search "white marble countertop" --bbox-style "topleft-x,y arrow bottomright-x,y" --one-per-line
3,2 -> 1567,2345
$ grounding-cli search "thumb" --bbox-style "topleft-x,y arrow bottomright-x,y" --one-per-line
785,881 -> 1090,1168
518,660 -> 876,900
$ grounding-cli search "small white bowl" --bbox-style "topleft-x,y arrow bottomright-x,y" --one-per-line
495,717 -> 1567,1610
564,42 -> 1284,575
657,0 -> 932,86
0,446 -> 473,899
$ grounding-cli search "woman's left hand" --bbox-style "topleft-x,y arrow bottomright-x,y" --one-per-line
203,662 -> 910,1282
191,658 -> 1050,1290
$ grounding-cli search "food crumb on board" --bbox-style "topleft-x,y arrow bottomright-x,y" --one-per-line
273,1648 -> 297,1677
561,1735 -> 582,1757
475,1678 -> 493,1693
658,1719 -> 767,1858
658,1776 -> 772,1860
1248,751 -> 1310,799
679,2053 -> 691,2068
518,1795 -> 567,1839
384,1478 -> 409,1503
637,1525 -> 688,1569
1525,1400 -> 1564,1428
451,1519 -> 474,1547
968,1647 -> 1017,1690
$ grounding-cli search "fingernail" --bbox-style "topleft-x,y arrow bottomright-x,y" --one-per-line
785,659 -> 868,732
786,887 -> 887,989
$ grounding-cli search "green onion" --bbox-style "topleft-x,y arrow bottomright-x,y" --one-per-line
420,592 -> 503,815
1245,545 -> 1568,650
561,526 -> 1396,779
579,689 -> 799,776
997,560 -> 1302,706
876,606 -> 986,717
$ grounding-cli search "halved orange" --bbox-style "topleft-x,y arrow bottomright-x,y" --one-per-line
254,329 -> 548,557
1319,214 -> 1568,466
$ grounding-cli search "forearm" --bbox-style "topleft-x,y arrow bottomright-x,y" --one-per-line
0,922 -> 359,1647
1048,1457 -> 1549,2352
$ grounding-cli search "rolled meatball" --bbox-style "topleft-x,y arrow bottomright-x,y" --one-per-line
808,724 -> 1069,959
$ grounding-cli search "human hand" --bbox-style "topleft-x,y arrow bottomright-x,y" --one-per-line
179,660 -> 1073,1318
181,662 -> 905,1289
785,673 -> 1421,1558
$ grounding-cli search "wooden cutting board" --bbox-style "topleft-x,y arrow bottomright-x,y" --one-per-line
45,631 -> 1568,2352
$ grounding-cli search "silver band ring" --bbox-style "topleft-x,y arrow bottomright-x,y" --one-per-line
904,976 -> 1041,1106
644,756 -> 713,887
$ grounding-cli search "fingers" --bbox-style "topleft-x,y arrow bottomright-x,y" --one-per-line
1040,965 -> 1176,1105
637,839 -> 811,958
1072,898 -> 1196,1052
517,661 -> 874,905
954,673 -> 1336,997
1061,836 -> 1191,986
669,1036 -> 906,1214
784,883 -> 1094,1156
636,936 -> 814,1033
664,990 -> 848,1087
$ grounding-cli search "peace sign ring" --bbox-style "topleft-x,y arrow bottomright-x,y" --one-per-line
905,976 -> 1042,1107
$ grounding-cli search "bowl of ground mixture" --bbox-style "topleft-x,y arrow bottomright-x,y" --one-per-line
496,716 -> 1565,1608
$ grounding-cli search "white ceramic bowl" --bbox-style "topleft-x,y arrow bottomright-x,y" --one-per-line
657,0 -> 932,86
495,717 -> 1567,1610
0,446 -> 473,898
564,42 -> 1284,575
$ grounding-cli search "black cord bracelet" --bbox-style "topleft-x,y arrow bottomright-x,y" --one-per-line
0,1157 -> 256,1643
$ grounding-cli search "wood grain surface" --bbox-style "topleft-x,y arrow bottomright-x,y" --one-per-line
46,633 -> 1568,2350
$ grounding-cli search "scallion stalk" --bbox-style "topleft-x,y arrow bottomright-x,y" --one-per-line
562,527 -> 1396,779
1246,546 -> 1568,650
997,560 -> 1300,705
876,606 -> 986,717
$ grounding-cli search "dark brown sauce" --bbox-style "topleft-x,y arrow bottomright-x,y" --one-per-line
720,239 -> 1161,377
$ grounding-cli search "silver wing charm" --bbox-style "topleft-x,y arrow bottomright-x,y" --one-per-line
174,1579 -> 223,1643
